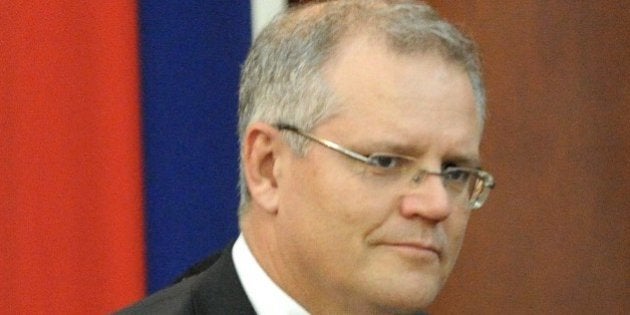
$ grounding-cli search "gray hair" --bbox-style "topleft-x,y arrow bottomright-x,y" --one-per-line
237,0 -> 485,216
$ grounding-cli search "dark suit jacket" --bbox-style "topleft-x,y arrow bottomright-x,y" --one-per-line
116,245 -> 256,315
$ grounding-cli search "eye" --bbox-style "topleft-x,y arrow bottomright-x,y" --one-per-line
443,167 -> 471,183
366,154 -> 406,169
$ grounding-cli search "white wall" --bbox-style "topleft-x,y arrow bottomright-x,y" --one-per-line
251,0 -> 287,39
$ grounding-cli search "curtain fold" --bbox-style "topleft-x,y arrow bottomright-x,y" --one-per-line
1,2 -> 146,313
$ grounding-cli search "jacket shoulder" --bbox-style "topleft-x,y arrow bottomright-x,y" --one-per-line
115,244 -> 255,315
115,274 -> 198,314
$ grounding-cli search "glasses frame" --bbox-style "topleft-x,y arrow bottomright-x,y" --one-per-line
275,123 -> 495,210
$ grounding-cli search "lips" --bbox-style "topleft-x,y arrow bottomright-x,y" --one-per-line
380,240 -> 442,259
365,229 -> 446,260
391,242 -> 442,256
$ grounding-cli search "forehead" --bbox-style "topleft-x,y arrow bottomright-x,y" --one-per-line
320,35 -> 481,153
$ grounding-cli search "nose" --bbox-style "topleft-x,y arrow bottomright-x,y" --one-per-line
399,175 -> 452,222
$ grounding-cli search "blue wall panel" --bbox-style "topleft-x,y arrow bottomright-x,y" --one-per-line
139,1 -> 251,292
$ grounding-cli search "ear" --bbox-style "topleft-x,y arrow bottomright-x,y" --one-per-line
243,122 -> 284,214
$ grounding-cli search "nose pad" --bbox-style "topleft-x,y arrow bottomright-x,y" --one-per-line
411,173 -> 423,184
410,169 -> 443,185
411,168 -> 426,184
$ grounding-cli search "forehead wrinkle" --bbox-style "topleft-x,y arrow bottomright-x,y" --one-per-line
316,99 -> 480,156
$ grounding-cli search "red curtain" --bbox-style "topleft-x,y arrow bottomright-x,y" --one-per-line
1,2 -> 146,313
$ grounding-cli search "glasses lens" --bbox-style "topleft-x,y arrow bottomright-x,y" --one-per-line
468,172 -> 494,210
443,168 -> 472,191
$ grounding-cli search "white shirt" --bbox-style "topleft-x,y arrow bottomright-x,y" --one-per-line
232,234 -> 309,315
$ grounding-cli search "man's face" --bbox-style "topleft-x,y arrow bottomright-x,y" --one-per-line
274,37 -> 482,313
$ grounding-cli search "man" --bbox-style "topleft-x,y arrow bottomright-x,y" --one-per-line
119,0 -> 494,314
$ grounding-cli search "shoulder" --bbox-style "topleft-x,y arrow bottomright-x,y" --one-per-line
115,273 -> 200,314
116,245 -> 256,315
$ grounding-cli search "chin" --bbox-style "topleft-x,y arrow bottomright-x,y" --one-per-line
391,289 -> 439,312
365,277 -> 443,314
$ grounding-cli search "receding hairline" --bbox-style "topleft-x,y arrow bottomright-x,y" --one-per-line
281,0 -> 480,94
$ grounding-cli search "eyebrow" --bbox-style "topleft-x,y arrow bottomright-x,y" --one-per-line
443,153 -> 482,168
353,140 -> 417,156
356,140 -> 482,168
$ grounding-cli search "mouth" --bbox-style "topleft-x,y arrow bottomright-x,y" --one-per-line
381,241 -> 442,260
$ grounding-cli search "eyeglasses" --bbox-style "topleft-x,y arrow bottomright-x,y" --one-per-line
276,123 -> 495,210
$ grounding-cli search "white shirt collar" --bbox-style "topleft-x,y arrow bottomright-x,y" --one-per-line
232,234 -> 309,315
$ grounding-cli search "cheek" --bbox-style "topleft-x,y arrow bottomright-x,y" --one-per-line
442,211 -> 471,267
277,157 -> 345,234
317,173 -> 394,234
281,157 -> 391,244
